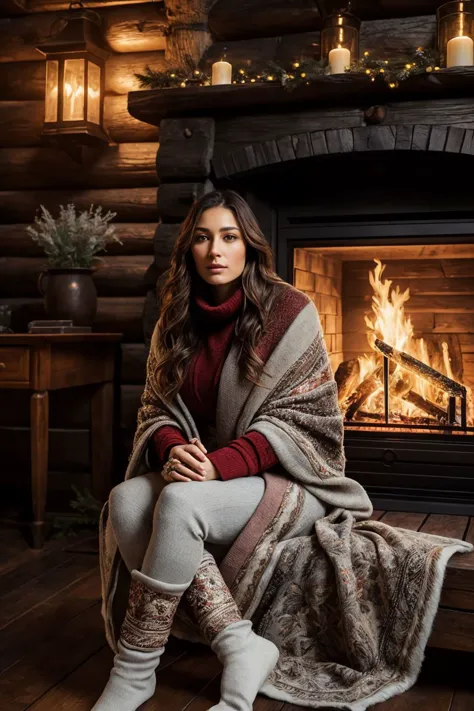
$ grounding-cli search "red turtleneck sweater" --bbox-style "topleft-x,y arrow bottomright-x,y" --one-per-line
153,282 -> 279,480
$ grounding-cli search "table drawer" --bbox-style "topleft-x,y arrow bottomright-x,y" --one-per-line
0,347 -> 30,383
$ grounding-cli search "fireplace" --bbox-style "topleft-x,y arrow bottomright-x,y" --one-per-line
274,209 -> 474,514
128,75 -> 474,514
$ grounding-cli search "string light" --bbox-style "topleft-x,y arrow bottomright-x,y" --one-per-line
135,47 -> 442,91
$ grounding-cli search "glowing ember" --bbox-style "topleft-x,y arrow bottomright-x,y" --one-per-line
339,259 -> 473,426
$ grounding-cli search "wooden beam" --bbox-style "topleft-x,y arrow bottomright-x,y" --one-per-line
0,143 -> 159,190
156,118 -> 215,181
0,256 -> 151,298
128,69 -> 474,128
0,96 -> 158,147
165,0 -> 217,68
0,223 -> 154,257
0,187 -> 159,223
208,1 -> 440,41
156,180 -> 213,221
0,52 -> 168,101
21,0 -> 157,12
0,3 -> 167,64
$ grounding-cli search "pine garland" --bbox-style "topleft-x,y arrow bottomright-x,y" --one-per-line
135,48 -> 442,92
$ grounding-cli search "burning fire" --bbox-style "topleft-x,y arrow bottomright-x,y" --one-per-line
339,259 -> 472,426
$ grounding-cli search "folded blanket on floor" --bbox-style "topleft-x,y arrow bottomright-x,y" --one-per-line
99,282 -> 472,710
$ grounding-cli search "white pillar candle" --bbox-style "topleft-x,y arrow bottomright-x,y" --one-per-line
212,60 -> 232,85
328,46 -> 351,75
447,34 -> 474,67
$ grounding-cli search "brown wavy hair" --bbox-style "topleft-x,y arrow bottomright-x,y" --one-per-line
150,189 -> 287,403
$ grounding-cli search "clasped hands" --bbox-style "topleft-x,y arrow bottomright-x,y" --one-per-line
161,437 -> 219,483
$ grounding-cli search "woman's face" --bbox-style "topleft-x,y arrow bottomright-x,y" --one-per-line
191,206 -> 247,287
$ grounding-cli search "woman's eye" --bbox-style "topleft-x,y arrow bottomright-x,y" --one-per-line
224,234 -> 237,240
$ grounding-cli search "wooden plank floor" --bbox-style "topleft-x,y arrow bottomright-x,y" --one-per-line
0,517 -> 472,711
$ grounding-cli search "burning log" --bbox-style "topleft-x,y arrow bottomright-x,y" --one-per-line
335,358 -> 360,402
402,390 -> 448,422
345,366 -> 383,420
374,339 -> 467,399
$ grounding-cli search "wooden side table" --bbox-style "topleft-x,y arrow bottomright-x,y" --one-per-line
0,333 -> 122,548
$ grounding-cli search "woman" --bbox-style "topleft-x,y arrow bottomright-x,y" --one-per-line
93,188 -> 338,710
94,189 -> 473,710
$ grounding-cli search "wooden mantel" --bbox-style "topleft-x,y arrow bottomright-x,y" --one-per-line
128,67 -> 474,126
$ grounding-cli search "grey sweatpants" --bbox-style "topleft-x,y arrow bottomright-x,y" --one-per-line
109,472 -> 326,586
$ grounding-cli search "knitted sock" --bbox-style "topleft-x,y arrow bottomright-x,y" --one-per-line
185,551 -> 279,711
208,620 -> 280,711
91,570 -> 191,711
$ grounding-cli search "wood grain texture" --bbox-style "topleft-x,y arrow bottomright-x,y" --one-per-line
0,3 -> 167,64
0,188 -> 158,223
0,256 -> 151,298
0,223 -> 154,258
0,96 -> 158,148
157,118 -> 215,181
0,143 -> 159,190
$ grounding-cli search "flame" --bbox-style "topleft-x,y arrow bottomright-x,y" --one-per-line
341,259 -> 472,425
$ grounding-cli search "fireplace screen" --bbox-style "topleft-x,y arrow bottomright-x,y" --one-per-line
293,244 -> 474,432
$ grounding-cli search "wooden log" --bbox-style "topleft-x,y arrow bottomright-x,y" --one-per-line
403,390 -> 448,421
105,95 -> 159,143
121,343 -> 147,384
156,118 -> 215,181
0,52 -> 167,101
345,366 -> 383,420
374,339 -> 467,398
3,297 -> 145,342
203,16 -> 435,67
0,143 -> 159,191
208,0 -> 320,40
156,180 -> 213,221
143,288 -> 159,347
0,188 -> 159,223
0,3 -> 167,64
335,358 -> 360,403
5,0 -> 155,12
0,223 -> 154,257
360,16 -> 436,60
165,0 -> 216,68
0,96 -> 158,148
154,223 -> 180,271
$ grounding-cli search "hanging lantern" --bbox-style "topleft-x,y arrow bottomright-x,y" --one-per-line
321,9 -> 360,75
36,4 -> 109,162
437,1 -> 474,67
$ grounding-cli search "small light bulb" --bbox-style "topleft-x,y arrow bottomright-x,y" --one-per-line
180,81 -> 186,87
239,69 -> 245,74
250,78 -> 256,82
170,73 -> 175,78
389,82 -> 396,88
194,70 -> 200,75
434,66 -> 440,70
267,75 -> 274,81
364,51 -> 369,57
405,63 -> 412,69
379,68 -> 384,73
301,72 -> 306,78
365,69 -> 371,75
293,62 -> 300,68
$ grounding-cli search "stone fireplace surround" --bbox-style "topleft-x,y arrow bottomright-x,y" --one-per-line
128,72 -> 474,514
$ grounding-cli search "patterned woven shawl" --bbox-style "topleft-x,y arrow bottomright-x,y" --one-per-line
98,282 -> 473,709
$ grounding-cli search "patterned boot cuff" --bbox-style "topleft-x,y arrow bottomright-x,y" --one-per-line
184,550 -> 242,646
120,577 -> 184,650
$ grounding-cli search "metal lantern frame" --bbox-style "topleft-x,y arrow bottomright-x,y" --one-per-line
437,1 -> 474,66
36,5 -> 109,161
321,10 -> 361,63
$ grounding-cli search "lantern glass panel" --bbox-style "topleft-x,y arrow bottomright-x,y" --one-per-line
437,1 -> 474,66
321,13 -> 360,63
87,61 -> 101,124
45,60 -> 59,122
63,58 -> 85,121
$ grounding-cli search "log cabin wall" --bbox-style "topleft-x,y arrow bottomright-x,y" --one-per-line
0,0 -> 170,503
